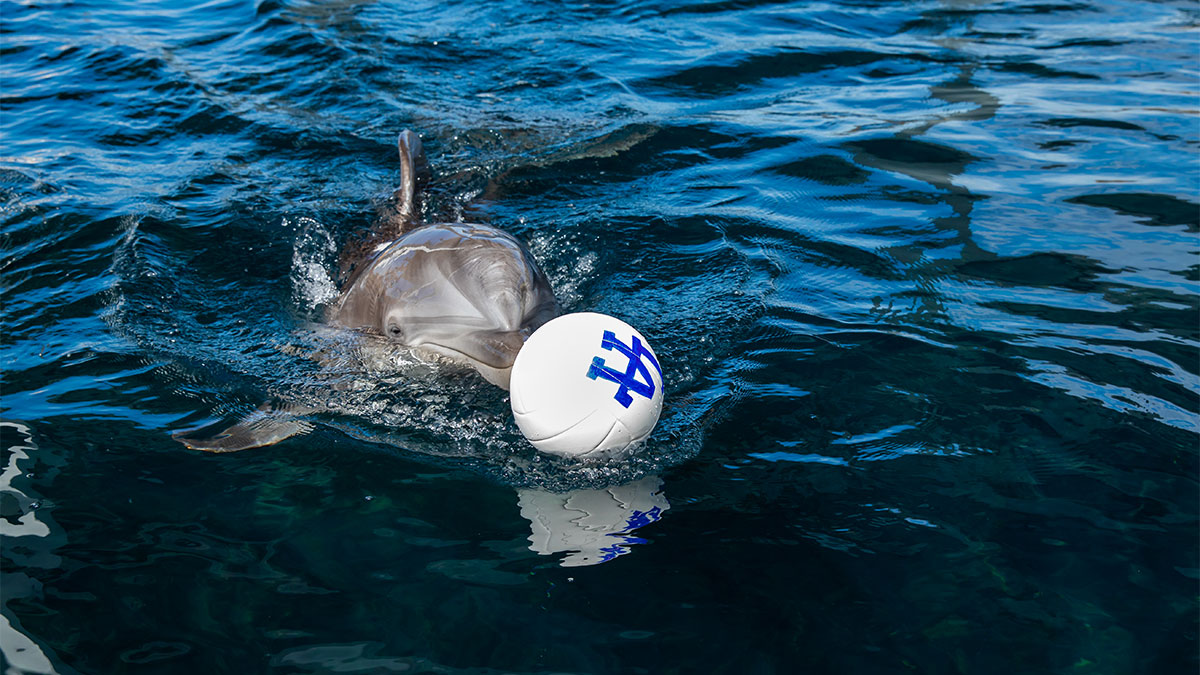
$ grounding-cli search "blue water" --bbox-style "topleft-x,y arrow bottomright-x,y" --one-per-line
2,0 -> 1197,672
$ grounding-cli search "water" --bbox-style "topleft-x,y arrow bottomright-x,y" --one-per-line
2,0 -> 1196,672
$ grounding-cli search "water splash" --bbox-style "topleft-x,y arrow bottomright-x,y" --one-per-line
288,216 -> 340,316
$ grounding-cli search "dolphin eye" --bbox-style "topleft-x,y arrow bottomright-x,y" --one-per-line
386,324 -> 403,339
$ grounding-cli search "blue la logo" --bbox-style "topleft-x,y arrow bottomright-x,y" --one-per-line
586,330 -> 662,408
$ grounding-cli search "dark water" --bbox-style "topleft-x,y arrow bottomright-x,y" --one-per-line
2,0 -> 1197,672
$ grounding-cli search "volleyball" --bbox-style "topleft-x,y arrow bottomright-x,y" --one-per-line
510,312 -> 664,458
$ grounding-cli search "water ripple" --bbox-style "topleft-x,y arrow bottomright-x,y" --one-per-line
2,0 -> 1197,672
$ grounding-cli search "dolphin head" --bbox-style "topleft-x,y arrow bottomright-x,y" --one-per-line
334,224 -> 559,388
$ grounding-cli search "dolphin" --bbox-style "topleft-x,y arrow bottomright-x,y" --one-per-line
176,130 -> 560,452
331,131 -> 559,389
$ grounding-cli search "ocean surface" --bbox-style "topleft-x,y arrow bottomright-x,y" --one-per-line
2,0 -> 1197,673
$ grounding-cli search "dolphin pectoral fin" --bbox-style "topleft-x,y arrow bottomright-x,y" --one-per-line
173,409 -> 313,453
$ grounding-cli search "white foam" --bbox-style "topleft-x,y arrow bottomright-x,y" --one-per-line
288,217 -> 339,313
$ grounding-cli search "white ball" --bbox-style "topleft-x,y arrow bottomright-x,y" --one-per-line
511,312 -> 664,458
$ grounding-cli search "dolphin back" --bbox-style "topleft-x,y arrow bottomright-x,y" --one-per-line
338,130 -> 432,282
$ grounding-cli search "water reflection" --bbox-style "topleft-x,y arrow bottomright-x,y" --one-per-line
517,476 -> 668,567
0,422 -> 65,675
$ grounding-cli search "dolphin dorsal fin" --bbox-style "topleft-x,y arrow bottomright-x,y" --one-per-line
381,129 -> 431,236
339,130 -> 433,284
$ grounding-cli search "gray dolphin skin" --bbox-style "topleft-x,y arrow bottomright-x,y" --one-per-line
176,130 -> 560,452
332,131 -> 559,389
332,221 -> 558,387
